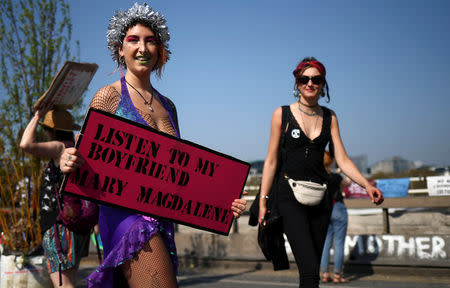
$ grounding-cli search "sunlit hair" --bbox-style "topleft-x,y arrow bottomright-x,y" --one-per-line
153,29 -> 169,78
294,57 -> 330,102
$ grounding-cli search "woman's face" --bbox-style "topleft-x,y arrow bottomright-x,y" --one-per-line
296,67 -> 324,101
119,24 -> 158,75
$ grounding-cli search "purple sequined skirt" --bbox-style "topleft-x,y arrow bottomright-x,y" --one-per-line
86,206 -> 177,287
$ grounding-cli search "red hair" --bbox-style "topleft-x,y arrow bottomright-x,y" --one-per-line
293,60 -> 326,78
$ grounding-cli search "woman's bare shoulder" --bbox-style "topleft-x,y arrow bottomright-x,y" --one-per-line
89,82 -> 121,113
94,82 -> 121,99
271,106 -> 283,126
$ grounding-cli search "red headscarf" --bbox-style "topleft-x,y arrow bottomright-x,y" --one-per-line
293,60 -> 326,77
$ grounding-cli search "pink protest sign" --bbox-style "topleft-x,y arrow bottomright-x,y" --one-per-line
343,180 -> 376,199
61,108 -> 250,235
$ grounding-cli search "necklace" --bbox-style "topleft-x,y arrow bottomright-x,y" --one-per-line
298,102 -> 319,116
299,100 -> 319,108
298,106 -> 321,144
125,79 -> 154,112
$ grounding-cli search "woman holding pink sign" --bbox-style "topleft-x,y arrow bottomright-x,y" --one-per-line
59,3 -> 247,287
258,57 -> 384,287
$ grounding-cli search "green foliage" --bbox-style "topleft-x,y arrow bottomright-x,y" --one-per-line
0,0 -> 76,158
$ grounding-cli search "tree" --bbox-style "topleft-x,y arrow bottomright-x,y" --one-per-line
0,0 -> 77,155
0,0 -> 77,254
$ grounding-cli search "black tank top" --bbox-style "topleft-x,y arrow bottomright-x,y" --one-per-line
280,105 -> 332,184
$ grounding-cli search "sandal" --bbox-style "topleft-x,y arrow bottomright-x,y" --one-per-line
321,272 -> 332,283
333,273 -> 349,283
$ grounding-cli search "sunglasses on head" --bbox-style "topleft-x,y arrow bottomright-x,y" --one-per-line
296,75 -> 325,85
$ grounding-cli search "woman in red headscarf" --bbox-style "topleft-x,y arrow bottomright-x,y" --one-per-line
258,57 -> 383,288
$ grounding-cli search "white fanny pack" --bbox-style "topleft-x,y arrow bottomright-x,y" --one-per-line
284,174 -> 327,206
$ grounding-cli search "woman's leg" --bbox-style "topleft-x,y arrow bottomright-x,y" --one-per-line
120,233 -> 177,288
43,225 -> 80,288
279,200 -> 320,288
332,202 -> 348,274
319,217 -> 334,273
49,269 -> 77,288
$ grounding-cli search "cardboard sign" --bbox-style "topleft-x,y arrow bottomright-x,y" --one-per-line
427,175 -> 450,196
376,178 -> 410,198
34,61 -> 98,110
61,109 -> 250,235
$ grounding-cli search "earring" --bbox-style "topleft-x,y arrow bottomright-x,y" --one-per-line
119,56 -> 125,66
293,84 -> 300,98
118,56 -> 126,78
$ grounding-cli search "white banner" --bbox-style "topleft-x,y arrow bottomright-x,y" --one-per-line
427,175 -> 450,196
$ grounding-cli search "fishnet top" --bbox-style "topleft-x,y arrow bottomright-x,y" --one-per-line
89,85 -> 180,136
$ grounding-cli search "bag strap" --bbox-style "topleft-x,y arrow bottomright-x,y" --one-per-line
321,106 -> 334,156
280,106 -> 290,145
277,106 -> 291,171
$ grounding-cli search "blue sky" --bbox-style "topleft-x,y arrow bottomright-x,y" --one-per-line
66,0 -> 450,166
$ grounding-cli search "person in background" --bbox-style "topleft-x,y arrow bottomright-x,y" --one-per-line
59,3 -> 247,287
20,108 -> 89,288
258,57 -> 384,288
320,151 -> 351,283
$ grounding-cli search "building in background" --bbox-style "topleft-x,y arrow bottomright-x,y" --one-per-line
371,156 -> 412,174
350,154 -> 369,176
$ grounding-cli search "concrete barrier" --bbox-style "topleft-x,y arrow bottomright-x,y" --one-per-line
175,208 -> 450,267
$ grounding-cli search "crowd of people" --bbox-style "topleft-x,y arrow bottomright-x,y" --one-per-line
18,3 -> 384,288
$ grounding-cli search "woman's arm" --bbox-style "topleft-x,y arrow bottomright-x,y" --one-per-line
60,86 -> 120,173
258,107 -> 282,225
336,168 -> 352,190
330,110 -> 383,204
20,110 -> 65,161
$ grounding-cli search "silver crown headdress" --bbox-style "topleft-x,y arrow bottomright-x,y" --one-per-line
107,3 -> 170,65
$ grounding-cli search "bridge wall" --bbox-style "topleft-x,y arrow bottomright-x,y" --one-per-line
175,209 -> 450,267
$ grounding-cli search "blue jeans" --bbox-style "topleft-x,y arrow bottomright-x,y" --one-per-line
320,202 -> 348,274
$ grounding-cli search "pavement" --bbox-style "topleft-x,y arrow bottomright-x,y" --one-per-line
74,213 -> 450,287
76,255 -> 450,288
